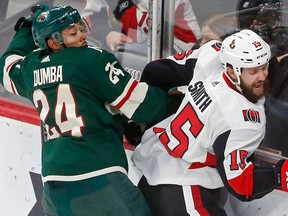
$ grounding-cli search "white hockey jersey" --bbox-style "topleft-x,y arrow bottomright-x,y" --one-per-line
132,42 -> 266,198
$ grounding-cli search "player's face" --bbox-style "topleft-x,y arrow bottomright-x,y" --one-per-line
240,63 -> 269,103
61,21 -> 88,48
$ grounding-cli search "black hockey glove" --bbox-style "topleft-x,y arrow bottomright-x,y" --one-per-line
14,4 -> 49,32
123,120 -> 143,147
113,0 -> 135,21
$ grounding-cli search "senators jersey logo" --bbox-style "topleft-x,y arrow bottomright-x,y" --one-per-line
211,42 -> 222,51
242,109 -> 261,123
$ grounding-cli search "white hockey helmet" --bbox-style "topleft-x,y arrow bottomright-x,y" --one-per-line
220,29 -> 271,87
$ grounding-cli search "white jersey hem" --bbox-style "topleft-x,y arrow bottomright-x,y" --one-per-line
42,166 -> 128,182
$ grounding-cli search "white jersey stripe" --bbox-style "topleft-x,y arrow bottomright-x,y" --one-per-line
119,82 -> 149,118
111,78 -> 136,107
110,78 -> 149,118
42,166 -> 128,182
182,185 -> 201,216
3,55 -> 22,95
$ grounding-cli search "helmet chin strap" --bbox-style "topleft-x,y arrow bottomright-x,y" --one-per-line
233,65 -> 243,93
224,68 -> 243,93
234,74 -> 243,93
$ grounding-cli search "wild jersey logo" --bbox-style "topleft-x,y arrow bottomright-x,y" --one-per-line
105,61 -> 125,84
242,109 -> 260,123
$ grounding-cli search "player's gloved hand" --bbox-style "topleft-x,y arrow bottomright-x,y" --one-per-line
275,159 -> 288,192
168,86 -> 188,113
113,0 -> 135,21
14,4 -> 49,32
123,120 -> 143,147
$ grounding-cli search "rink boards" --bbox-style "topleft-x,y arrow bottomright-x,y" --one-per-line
0,97 -> 288,216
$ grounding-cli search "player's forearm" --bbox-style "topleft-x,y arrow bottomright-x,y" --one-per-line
222,164 -> 280,201
130,86 -> 174,124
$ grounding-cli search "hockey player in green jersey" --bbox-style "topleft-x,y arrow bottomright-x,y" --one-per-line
0,5 -> 173,216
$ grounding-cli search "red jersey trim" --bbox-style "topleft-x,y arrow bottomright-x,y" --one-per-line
120,6 -> 138,41
222,73 -> 242,94
228,164 -> 254,198
189,152 -> 217,169
191,185 -> 211,215
174,3 -> 197,43
115,80 -> 138,109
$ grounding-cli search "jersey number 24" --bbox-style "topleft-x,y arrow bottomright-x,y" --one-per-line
33,84 -> 84,140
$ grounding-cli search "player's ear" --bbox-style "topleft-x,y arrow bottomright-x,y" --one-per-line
47,38 -> 62,52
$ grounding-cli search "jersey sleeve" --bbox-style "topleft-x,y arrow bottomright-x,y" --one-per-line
85,48 -> 173,124
213,128 -> 278,201
174,0 -> 201,44
0,27 -> 37,97
141,50 -> 196,90
140,41 -> 221,91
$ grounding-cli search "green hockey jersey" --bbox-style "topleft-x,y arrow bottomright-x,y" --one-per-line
0,27 -> 172,182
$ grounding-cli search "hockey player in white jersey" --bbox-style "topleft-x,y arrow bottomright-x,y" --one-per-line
132,29 -> 288,215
